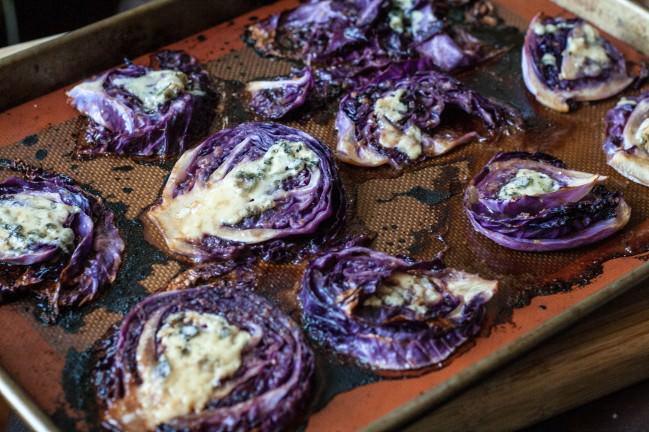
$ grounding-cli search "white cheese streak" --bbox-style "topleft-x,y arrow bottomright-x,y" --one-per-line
0,192 -> 79,258
112,311 -> 251,430
113,70 -> 188,112
149,140 -> 321,247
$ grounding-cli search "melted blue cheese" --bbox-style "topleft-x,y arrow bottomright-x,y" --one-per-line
150,140 -> 321,244
533,19 -> 574,36
374,89 -> 423,160
409,10 -> 427,36
560,23 -> 610,80
365,273 -> 442,315
113,70 -> 188,112
388,10 -> 405,33
0,192 -> 78,258
497,169 -> 560,200
635,118 -> 649,146
617,97 -> 637,107
541,53 -> 557,66
445,270 -> 498,320
392,0 -> 414,10
133,311 -> 251,429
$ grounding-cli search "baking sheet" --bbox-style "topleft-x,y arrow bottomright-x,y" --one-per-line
1,1 -> 649,431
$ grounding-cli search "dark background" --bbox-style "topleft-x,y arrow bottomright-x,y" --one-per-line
0,0 -> 149,47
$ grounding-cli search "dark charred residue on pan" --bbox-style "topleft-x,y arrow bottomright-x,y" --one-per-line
111,165 -> 134,172
409,211 -> 449,257
56,346 -> 101,432
377,186 -> 451,207
21,134 -> 38,147
311,351 -> 381,413
215,79 -> 256,129
55,198 -> 168,332
35,149 -> 48,160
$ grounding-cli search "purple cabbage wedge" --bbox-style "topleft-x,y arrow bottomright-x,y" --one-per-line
464,152 -> 631,252
245,0 -> 490,70
147,122 -> 346,263
522,13 -> 633,112
94,282 -> 315,431
299,246 -> 497,372
67,50 -> 216,158
0,161 -> 124,320
336,61 -> 518,168
244,0 -> 501,118
246,68 -> 313,119
603,93 -> 649,187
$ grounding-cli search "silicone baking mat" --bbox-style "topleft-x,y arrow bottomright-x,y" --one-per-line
0,1 -> 648,431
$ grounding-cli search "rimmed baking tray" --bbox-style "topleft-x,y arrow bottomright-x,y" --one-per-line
1,1 -> 649,431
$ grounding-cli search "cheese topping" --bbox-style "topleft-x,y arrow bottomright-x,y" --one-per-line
0,192 -> 79,258
410,10 -> 426,35
374,89 -> 408,123
388,11 -> 404,33
392,0 -> 414,10
498,169 -> 559,200
365,273 -> 442,315
533,18 -> 575,35
374,89 -> 424,160
150,140 -> 321,244
131,311 -> 251,430
617,97 -> 637,107
635,118 -> 649,146
365,271 -> 497,318
113,70 -> 188,112
623,99 -> 649,150
541,53 -> 557,66
533,22 -> 558,35
560,23 -> 610,80
445,270 -> 498,319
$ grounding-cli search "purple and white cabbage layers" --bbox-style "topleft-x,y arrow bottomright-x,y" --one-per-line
67,50 -> 216,158
147,122 -> 345,263
0,162 -> 123,319
604,92 -> 649,186
522,13 -> 633,112
464,152 -> 631,251
335,61 -> 517,168
246,68 -> 313,119
245,0 -> 498,118
94,281 -> 314,431
299,246 -> 497,372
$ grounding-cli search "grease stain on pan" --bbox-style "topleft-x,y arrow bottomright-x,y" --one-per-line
47,199 -> 170,332
377,186 -> 452,206
35,148 -> 48,160
21,134 -> 38,147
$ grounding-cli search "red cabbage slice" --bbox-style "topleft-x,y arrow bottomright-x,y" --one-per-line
67,50 -> 216,158
464,152 -> 631,251
147,122 -> 346,263
0,162 -> 124,320
94,281 -> 314,431
244,1 -> 500,119
522,13 -> 633,112
299,247 -> 497,372
335,61 -> 518,168
246,68 -> 313,119
604,93 -> 649,186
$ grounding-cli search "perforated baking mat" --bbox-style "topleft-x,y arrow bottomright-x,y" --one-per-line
1,1 -> 649,431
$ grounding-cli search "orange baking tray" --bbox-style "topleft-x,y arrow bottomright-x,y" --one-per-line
1,1 -> 649,431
